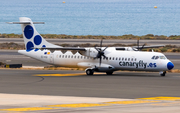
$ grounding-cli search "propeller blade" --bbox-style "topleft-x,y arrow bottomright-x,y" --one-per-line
99,56 -> 102,67
137,38 -> 139,51
94,46 -> 100,51
102,54 -> 108,60
103,46 -> 108,51
100,39 -> 103,48
141,43 -> 146,50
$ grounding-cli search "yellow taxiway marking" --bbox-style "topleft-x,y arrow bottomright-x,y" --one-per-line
34,73 -> 105,77
47,103 -> 110,108
152,102 -> 180,106
1,97 -> 180,112
34,73 -> 86,77
105,100 -> 159,104
47,100 -> 159,109
139,97 -> 180,101
0,107 -> 57,112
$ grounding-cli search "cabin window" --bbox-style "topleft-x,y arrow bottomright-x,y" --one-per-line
125,58 -> 127,61
65,55 -> 67,58
71,55 -> 73,58
135,58 -> 137,61
119,58 -> 121,60
122,58 -> 124,60
59,55 -> 61,58
112,57 -> 114,60
131,58 -> 133,61
62,55 -> 64,58
68,55 -> 70,58
77,56 -> 79,59
109,57 -> 111,60
74,56 -> 76,58
128,58 -> 130,61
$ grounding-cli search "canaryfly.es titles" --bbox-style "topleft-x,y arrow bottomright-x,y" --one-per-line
119,60 -> 148,69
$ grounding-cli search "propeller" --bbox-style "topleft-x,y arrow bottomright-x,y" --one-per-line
94,39 -> 108,66
137,38 -> 140,51
136,38 -> 146,51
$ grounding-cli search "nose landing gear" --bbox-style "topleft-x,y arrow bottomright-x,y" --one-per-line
159,71 -> 166,76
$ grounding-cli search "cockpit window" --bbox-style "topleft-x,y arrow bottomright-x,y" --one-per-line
155,56 -> 159,59
152,56 -> 155,59
152,55 -> 166,60
160,56 -> 166,59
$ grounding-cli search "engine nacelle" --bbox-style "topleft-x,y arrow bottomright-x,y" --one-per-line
78,48 -> 98,58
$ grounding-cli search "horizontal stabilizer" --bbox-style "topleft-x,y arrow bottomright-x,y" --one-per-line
6,22 -> 45,24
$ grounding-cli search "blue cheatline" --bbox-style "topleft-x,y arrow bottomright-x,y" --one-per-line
24,25 -> 34,39
26,41 -> 34,52
167,62 -> 174,70
34,35 -> 42,45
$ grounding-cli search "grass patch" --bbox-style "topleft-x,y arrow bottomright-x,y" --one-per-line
1,33 -> 180,40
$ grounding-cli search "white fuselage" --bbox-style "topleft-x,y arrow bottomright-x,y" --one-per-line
18,47 -> 171,72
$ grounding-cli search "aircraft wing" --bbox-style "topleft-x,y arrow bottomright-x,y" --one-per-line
133,45 -> 165,49
39,47 -> 86,51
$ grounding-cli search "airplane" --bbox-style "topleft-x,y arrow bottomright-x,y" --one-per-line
8,17 -> 174,76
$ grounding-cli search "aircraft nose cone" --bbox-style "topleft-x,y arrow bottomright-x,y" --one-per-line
167,62 -> 174,70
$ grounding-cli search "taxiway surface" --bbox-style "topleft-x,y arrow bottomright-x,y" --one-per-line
0,69 -> 180,98
0,69 -> 180,113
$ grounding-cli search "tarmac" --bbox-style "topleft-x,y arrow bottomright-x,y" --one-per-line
0,69 -> 180,113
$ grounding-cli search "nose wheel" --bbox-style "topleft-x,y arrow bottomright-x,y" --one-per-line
159,71 -> 166,76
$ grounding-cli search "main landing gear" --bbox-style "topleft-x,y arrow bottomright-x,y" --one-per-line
106,71 -> 113,75
85,69 -> 113,75
159,71 -> 166,76
86,69 -> 94,75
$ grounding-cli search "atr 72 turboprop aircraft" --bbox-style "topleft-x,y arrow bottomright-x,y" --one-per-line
8,17 -> 174,76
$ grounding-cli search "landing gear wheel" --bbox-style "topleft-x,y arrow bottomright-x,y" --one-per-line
86,69 -> 94,75
160,71 -> 166,76
106,72 -> 113,75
